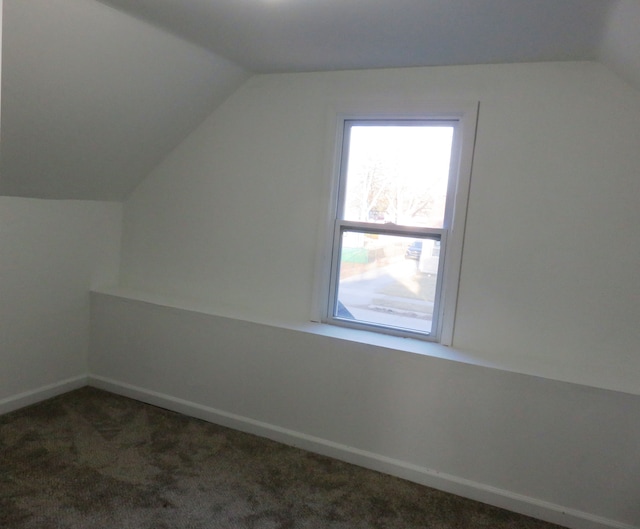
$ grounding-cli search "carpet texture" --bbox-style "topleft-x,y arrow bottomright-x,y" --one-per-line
0,387 -> 566,528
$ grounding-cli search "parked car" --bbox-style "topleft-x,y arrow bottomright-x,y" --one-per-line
404,241 -> 422,260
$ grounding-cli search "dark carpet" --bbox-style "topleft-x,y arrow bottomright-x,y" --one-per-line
0,387 -> 566,528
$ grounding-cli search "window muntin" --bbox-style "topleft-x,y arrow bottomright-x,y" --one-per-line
327,119 -> 459,341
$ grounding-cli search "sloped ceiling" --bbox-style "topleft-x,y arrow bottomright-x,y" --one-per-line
0,0 -> 638,200
95,0 -> 614,73
0,0 -> 249,200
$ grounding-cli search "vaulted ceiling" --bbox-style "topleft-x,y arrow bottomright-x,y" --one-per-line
1,0 -> 639,200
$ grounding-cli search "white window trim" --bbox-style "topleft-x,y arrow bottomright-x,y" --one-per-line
312,101 -> 478,346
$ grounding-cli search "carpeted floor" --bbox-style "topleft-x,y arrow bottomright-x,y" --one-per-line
0,387 -> 566,529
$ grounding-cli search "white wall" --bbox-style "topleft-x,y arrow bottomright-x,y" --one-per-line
91,61 -> 640,528
599,0 -> 640,90
0,198 -> 121,410
120,61 -> 640,395
90,293 -> 640,529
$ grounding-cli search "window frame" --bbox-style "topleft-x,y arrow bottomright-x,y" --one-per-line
317,103 -> 478,345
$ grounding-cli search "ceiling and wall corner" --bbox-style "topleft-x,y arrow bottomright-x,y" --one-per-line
0,0 -> 638,201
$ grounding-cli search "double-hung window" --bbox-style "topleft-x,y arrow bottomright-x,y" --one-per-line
325,108 -> 476,343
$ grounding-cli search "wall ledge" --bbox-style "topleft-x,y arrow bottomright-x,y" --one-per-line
91,286 -> 639,397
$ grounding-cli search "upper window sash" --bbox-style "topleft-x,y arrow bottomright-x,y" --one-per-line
336,119 -> 459,228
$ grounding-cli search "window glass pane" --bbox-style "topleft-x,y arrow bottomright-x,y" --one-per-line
343,124 -> 454,227
334,231 -> 441,335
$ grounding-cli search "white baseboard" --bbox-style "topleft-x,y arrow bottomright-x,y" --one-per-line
0,375 -> 88,415
88,375 -> 636,529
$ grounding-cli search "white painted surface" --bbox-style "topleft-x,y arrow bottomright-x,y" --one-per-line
0,0 -> 249,200
121,61 -> 640,395
0,376 -> 87,416
100,62 -> 640,526
0,198 -> 121,401
3,0 -> 639,202
599,0 -> 640,89
97,0 -> 611,73
89,293 -> 640,529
